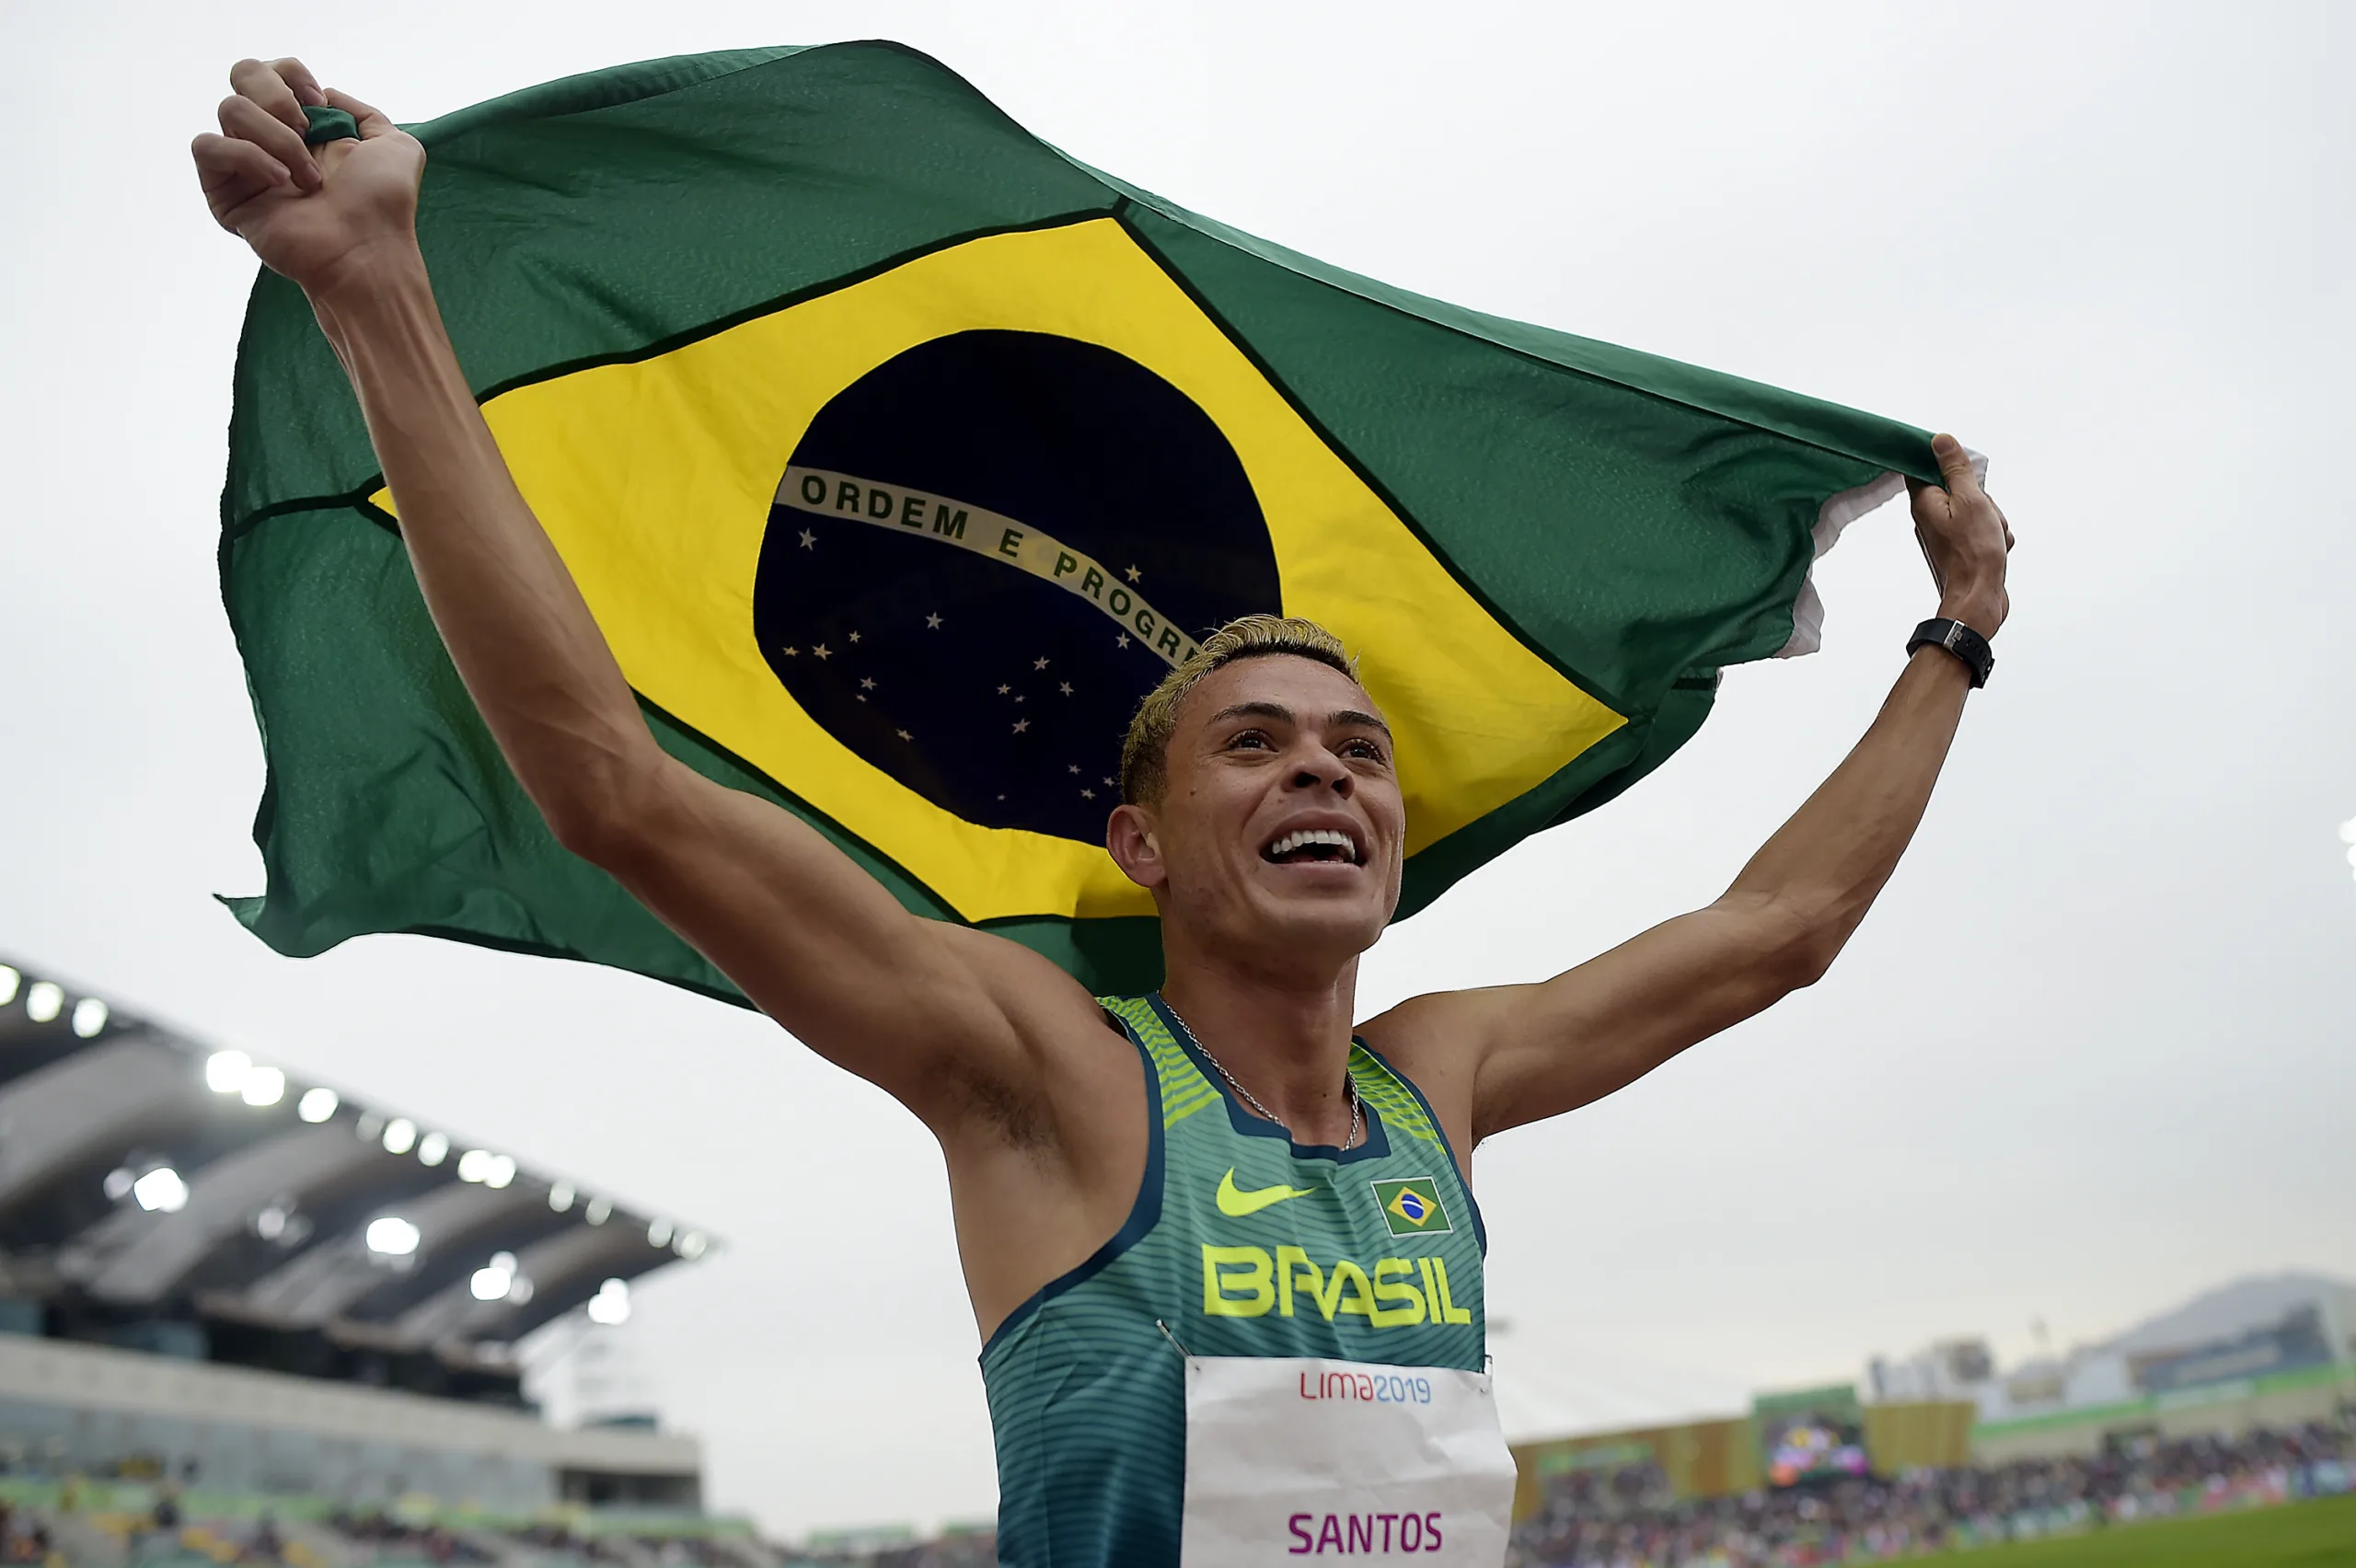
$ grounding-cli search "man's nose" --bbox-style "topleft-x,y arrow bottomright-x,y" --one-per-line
1289,748 -> 1353,797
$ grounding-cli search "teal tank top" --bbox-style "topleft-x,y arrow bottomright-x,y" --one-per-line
979,994 -> 1487,1567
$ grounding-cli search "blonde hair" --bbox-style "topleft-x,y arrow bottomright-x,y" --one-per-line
1118,615 -> 1359,806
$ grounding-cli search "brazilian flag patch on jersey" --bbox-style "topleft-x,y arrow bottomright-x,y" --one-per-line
218,42 -> 1943,999
1371,1178 -> 1452,1238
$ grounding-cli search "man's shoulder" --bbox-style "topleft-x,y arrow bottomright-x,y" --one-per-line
1358,985 -> 1521,1059
1356,988 -> 1521,1159
928,921 -> 1108,1025
921,924 -> 1140,1087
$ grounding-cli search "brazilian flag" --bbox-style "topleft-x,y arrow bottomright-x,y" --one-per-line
221,41 -> 1942,999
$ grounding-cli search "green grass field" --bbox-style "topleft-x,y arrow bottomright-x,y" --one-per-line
1950,1493 -> 2356,1565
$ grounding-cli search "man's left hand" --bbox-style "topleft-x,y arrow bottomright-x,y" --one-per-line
1909,432 -> 2014,637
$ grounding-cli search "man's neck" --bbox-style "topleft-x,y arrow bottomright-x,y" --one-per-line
1158,942 -> 1362,1147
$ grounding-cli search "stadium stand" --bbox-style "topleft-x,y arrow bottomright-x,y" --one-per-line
0,957 -> 742,1562
778,1533 -> 994,1568
1503,1416 -> 2356,1566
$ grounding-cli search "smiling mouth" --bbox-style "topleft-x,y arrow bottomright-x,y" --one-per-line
1263,828 -> 1365,867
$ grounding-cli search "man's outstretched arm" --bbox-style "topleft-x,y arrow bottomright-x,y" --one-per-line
1371,434 -> 2013,1145
192,60 -> 1098,1120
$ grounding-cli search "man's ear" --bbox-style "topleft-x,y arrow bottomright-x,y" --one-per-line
1105,801 -> 1167,892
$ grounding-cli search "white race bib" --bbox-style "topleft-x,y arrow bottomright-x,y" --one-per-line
1180,1356 -> 1518,1565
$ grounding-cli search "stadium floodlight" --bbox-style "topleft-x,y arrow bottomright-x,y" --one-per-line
133,1167 -> 189,1215
676,1231 -> 709,1261
583,1196 -> 611,1226
297,1087 -> 340,1124
417,1131 -> 450,1167
256,1205 -> 288,1240
241,1066 -> 287,1107
2339,816 -> 2356,847
483,1155 -> 516,1190
70,997 -> 108,1038
381,1118 -> 418,1156
456,1148 -> 491,1183
646,1217 -> 674,1249
365,1216 -> 421,1256
25,982 -> 63,1024
586,1277 -> 630,1326
470,1251 -> 525,1303
0,966 -> 17,1007
549,1182 -> 575,1214
206,1050 -> 251,1093
102,1168 -> 134,1202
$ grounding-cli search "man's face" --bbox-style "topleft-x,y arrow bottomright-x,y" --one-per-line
1111,653 -> 1405,963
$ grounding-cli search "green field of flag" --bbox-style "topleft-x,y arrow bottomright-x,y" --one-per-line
220,41 -> 1945,997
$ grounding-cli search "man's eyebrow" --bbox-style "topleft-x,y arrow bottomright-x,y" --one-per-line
1208,701 -> 1294,726
1207,700 -> 1392,740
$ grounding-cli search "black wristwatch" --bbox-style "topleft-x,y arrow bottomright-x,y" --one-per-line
1908,617 -> 1994,688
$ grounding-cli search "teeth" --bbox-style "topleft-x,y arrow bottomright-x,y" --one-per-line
1269,828 -> 1358,861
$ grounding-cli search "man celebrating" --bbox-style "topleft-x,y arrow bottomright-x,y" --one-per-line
195,57 -> 2012,1567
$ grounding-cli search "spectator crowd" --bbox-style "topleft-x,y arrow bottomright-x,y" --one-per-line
1506,1415 -> 2356,1568
326,1506 -> 493,1564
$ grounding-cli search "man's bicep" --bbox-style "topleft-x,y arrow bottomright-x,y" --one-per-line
1462,899 -> 1813,1138
599,762 -> 1082,1116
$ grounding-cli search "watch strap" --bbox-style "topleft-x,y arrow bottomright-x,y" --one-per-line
1908,617 -> 1994,688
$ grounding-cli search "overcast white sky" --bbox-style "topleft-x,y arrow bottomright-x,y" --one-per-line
2,0 -> 2350,1540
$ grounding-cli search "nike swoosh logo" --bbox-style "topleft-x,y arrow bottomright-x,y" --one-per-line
1216,1168 -> 1316,1217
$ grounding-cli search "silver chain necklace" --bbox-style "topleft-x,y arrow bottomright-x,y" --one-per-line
1161,997 -> 1363,1151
